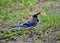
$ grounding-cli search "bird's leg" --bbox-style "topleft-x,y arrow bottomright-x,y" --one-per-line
28,27 -> 34,38
29,27 -> 36,43
26,27 -> 35,43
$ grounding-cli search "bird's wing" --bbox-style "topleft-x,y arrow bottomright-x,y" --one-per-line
22,20 -> 31,27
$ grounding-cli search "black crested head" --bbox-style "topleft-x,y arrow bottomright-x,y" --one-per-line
33,14 -> 37,18
33,12 -> 40,17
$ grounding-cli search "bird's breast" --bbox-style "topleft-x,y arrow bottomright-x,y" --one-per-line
30,20 -> 37,26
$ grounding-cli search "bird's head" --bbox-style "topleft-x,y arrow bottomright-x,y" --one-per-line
29,12 -> 46,22
29,12 -> 46,18
33,12 -> 46,17
33,12 -> 40,17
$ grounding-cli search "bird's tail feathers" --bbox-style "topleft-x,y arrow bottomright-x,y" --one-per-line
11,24 -> 23,28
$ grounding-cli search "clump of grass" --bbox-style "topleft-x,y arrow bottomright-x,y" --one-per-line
55,31 -> 60,40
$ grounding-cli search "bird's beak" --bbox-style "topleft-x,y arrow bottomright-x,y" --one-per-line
40,12 -> 46,16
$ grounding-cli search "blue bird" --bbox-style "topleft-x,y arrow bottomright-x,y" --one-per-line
11,12 -> 46,28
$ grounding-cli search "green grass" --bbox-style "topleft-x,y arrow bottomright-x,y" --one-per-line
0,13 -> 60,40
0,0 -> 60,43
